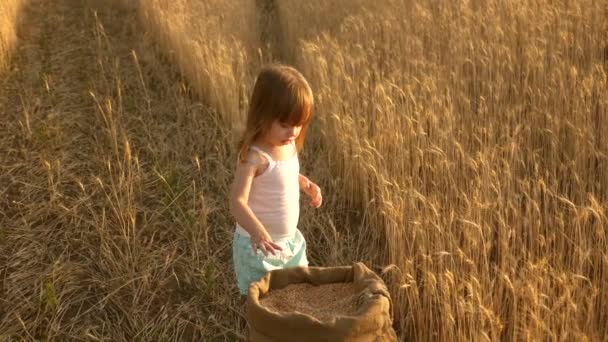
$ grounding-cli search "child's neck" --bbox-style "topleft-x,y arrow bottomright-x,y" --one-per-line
253,140 -> 295,160
255,140 -> 281,152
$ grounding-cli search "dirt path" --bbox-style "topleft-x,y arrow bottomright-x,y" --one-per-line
0,0 -> 242,340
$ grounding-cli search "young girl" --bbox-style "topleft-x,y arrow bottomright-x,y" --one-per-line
230,64 -> 322,296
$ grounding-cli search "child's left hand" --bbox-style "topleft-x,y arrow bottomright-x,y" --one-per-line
302,178 -> 322,208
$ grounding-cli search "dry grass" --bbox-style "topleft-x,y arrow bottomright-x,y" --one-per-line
1,0 -> 607,341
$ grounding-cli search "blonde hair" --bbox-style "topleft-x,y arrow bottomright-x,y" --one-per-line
238,64 -> 314,163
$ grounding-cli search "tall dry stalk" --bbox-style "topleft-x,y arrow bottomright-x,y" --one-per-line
0,0 -> 27,73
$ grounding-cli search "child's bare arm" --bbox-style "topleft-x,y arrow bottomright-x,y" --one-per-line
230,152 -> 282,255
298,174 -> 322,208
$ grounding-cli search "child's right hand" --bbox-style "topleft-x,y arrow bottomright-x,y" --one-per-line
251,230 -> 283,257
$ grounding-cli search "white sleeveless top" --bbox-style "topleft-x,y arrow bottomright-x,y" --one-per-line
235,144 -> 300,239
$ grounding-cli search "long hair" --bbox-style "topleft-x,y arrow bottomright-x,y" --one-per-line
238,64 -> 314,162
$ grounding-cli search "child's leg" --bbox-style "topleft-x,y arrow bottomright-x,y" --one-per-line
233,231 -> 270,295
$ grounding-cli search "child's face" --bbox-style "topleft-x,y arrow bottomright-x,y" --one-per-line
263,120 -> 302,147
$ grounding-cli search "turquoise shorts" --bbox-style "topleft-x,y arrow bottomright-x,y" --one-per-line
232,229 -> 309,296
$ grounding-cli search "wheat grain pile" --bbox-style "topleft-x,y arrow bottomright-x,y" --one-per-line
260,283 -> 359,321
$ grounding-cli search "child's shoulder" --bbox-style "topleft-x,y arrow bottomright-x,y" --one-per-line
239,147 -> 271,177
239,147 -> 270,168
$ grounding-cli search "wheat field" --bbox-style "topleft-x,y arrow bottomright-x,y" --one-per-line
1,0 -> 606,341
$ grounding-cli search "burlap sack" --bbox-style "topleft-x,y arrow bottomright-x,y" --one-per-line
246,262 -> 397,342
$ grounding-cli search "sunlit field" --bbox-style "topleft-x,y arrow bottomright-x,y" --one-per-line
1,0 -> 606,340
